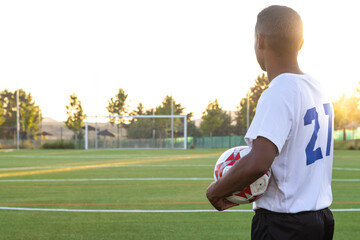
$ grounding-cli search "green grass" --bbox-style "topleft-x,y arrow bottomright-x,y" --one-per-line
0,149 -> 359,239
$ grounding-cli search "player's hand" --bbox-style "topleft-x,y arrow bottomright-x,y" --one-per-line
206,182 -> 238,211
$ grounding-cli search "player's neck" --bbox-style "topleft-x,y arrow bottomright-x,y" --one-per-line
265,53 -> 303,82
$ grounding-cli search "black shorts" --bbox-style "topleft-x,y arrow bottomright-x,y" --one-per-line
251,208 -> 334,240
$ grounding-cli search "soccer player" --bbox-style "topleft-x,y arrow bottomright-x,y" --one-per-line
206,5 -> 335,240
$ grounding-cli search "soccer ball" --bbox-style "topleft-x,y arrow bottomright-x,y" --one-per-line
213,146 -> 271,204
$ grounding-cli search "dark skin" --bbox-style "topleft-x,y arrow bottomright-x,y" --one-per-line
206,137 -> 277,211
255,33 -> 304,81
206,31 -> 304,211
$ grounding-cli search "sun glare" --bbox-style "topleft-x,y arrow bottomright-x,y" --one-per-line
293,0 -> 360,102
0,0 -> 359,120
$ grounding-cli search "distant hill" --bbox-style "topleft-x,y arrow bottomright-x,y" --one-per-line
41,118 -> 71,140
40,116 -> 211,140
42,117 -> 64,125
40,118 -> 123,140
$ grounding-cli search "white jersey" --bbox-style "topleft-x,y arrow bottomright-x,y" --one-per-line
245,73 -> 334,213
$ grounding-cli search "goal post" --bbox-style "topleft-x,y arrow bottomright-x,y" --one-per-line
84,115 -> 187,150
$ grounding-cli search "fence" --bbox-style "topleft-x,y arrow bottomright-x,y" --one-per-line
188,136 -> 247,149
0,117 -> 359,149
334,129 -> 360,141
0,135 -> 246,150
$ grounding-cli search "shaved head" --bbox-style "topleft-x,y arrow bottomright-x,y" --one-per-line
255,5 -> 303,55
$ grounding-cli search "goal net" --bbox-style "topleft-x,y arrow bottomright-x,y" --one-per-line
84,115 -> 187,149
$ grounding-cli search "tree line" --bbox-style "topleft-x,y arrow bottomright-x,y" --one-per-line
64,74 -> 270,140
1,74 -> 360,141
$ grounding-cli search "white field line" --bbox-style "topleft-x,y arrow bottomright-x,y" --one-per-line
1,166 -> 356,172
0,178 -> 214,183
332,179 -> 360,182
333,167 -> 360,171
0,178 -> 359,183
0,207 -> 359,213
0,207 -> 250,213
331,209 -> 360,212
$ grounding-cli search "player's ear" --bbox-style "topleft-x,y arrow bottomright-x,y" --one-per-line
298,39 -> 304,51
256,34 -> 265,50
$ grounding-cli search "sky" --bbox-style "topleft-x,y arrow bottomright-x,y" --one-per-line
0,0 -> 359,121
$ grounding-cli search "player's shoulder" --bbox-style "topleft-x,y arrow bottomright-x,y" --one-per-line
270,73 -> 307,88
261,73 -> 303,99
265,73 -> 321,98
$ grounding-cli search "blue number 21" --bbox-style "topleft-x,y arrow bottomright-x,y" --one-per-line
304,103 -> 332,165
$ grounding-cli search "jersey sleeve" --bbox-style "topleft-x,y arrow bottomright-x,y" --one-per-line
245,87 -> 294,153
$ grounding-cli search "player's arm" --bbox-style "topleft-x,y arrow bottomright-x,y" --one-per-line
206,136 -> 278,211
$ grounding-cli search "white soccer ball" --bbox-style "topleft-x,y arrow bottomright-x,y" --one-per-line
213,146 -> 271,204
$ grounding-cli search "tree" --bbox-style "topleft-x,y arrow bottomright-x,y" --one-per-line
155,95 -> 185,139
212,110 -> 234,136
131,102 -> 147,116
107,88 -> 129,122
0,89 -> 16,139
106,88 -> 129,146
235,73 -> 269,135
333,93 -> 360,140
0,89 -> 40,139
155,95 -> 184,115
127,103 -> 155,139
186,112 -> 201,138
0,96 -> 6,127
127,98 -> 192,140
200,99 -> 224,137
65,94 -> 85,142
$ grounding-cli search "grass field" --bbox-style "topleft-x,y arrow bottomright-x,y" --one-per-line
0,149 -> 359,239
